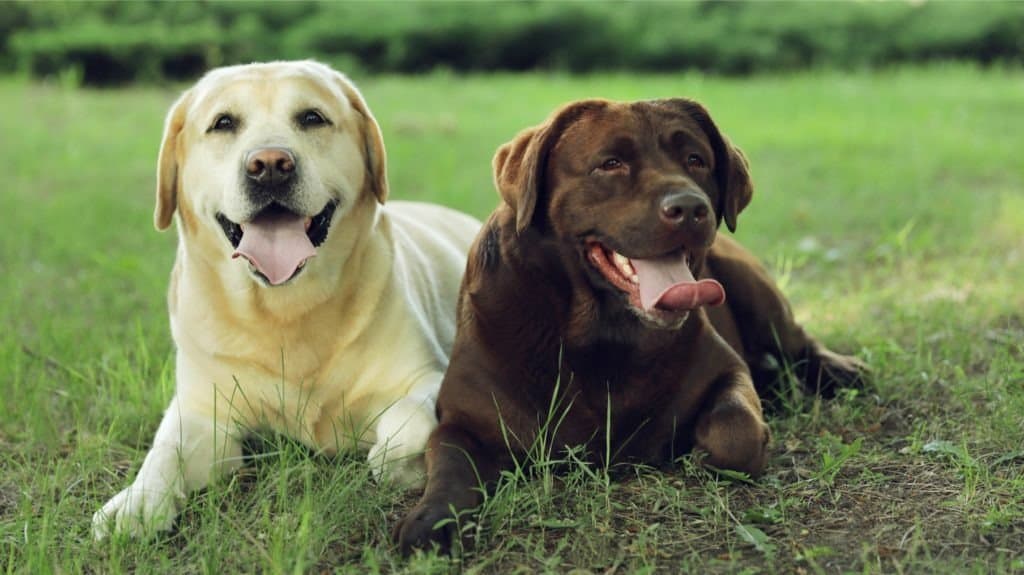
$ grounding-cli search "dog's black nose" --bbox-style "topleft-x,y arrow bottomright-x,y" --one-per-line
245,148 -> 296,186
659,190 -> 710,228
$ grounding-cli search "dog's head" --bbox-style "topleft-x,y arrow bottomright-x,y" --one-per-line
154,60 -> 388,287
494,98 -> 753,329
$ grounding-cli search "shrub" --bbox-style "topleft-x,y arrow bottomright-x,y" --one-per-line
6,1 -> 1024,85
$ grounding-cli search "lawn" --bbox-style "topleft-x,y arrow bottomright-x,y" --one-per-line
1,65 -> 1022,573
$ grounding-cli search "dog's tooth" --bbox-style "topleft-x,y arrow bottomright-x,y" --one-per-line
611,251 -> 636,278
630,274 -> 639,284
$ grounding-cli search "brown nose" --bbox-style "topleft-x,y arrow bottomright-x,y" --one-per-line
244,147 -> 296,185
659,190 -> 710,228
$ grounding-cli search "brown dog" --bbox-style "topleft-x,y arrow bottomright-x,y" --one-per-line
394,98 -> 865,554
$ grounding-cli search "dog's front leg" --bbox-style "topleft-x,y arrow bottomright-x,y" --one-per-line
693,371 -> 770,476
92,395 -> 243,539
393,422 -> 494,555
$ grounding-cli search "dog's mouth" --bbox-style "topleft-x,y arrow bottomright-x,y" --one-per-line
586,241 -> 725,321
216,201 -> 338,286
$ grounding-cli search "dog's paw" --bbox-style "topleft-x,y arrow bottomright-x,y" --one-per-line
694,399 -> 770,477
92,484 -> 179,540
393,501 -> 456,556
368,439 -> 427,490
803,346 -> 870,397
368,396 -> 436,489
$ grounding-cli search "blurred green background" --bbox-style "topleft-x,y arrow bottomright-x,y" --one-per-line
3,0 -> 1023,85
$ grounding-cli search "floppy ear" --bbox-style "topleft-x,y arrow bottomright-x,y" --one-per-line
332,70 -> 388,204
657,99 -> 753,233
492,124 -> 546,234
154,89 -> 193,231
720,136 -> 753,233
493,100 -> 607,234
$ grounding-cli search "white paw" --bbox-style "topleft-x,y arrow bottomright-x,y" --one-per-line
367,396 -> 437,490
368,440 -> 427,490
92,483 -> 179,540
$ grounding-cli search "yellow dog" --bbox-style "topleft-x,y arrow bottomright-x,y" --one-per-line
93,61 -> 479,539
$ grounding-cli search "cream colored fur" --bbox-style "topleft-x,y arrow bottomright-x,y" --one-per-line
92,61 -> 479,539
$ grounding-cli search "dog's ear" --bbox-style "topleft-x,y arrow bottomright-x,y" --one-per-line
659,99 -> 753,233
492,124 -> 547,234
332,70 -> 388,204
155,89 -> 193,231
719,135 -> 753,233
493,100 -> 607,234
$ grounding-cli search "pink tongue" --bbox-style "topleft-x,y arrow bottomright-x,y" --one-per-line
631,253 -> 725,312
232,211 -> 316,285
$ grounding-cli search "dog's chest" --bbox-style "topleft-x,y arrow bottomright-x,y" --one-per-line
177,328 -> 408,452
549,345 -> 708,462
547,389 -> 681,464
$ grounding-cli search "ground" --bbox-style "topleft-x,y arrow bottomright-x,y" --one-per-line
1,66 -> 1022,573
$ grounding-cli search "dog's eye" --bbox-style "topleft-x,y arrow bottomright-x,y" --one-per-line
298,109 -> 329,128
599,158 -> 624,171
209,114 -> 237,133
687,154 -> 706,169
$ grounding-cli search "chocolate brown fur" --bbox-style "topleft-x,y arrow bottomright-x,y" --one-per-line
394,99 -> 866,554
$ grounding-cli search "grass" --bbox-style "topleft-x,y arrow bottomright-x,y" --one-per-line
1,64 -> 1023,573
